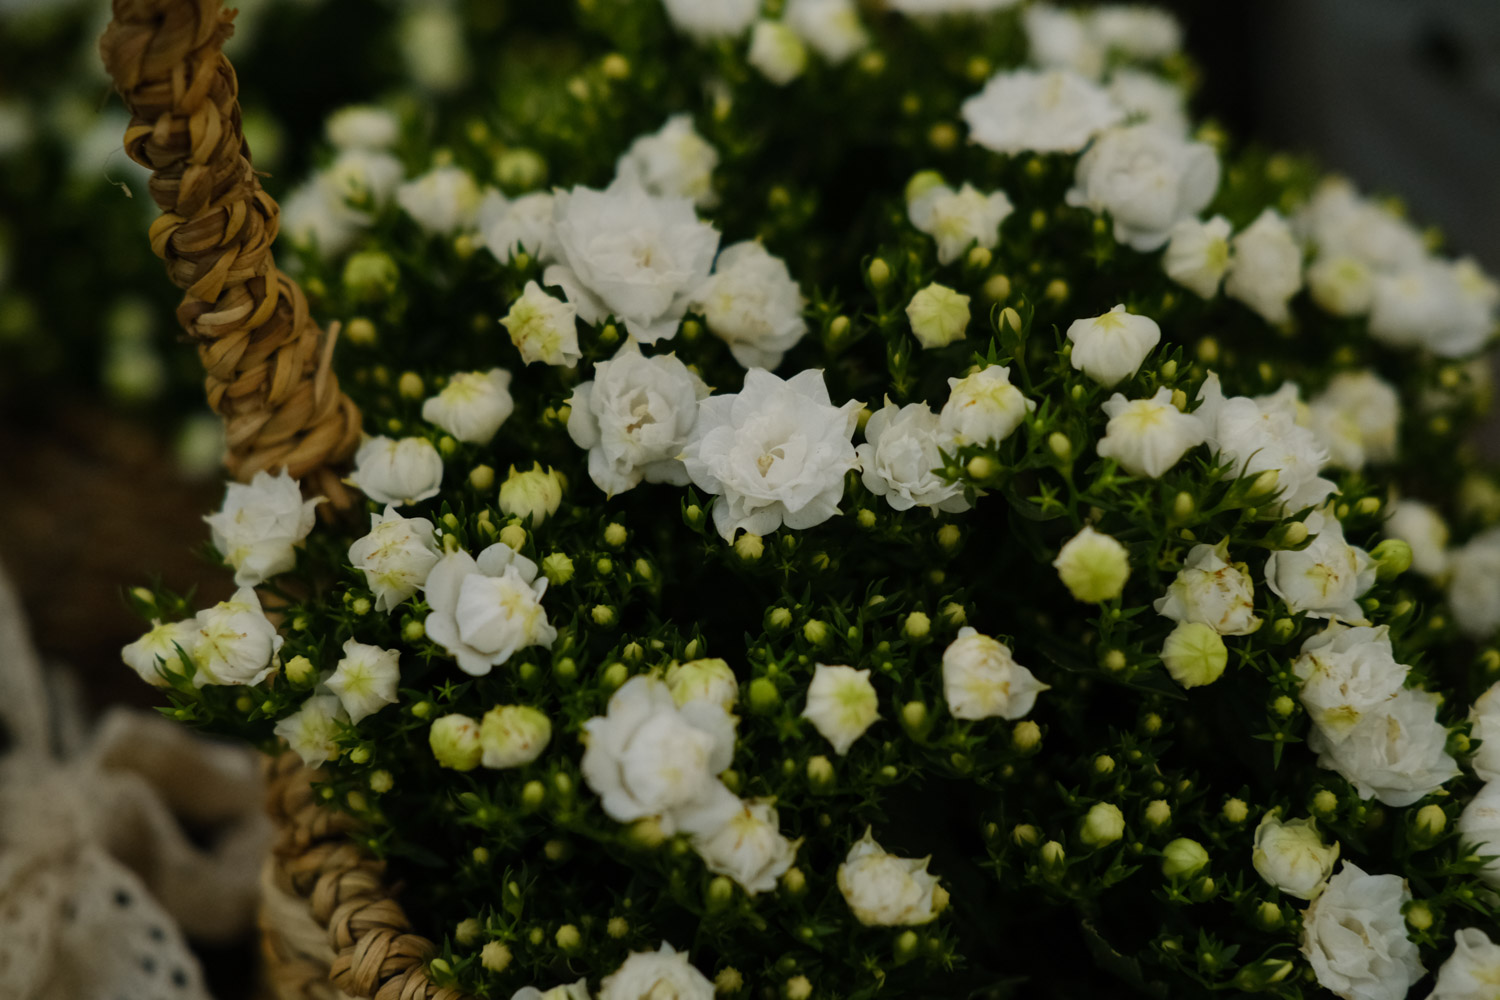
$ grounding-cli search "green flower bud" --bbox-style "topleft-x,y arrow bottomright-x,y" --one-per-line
1372,538 -> 1413,580
807,755 -> 835,790
803,619 -> 830,645
1012,720 -> 1042,753
285,655 -> 316,687
1054,526 -> 1131,603
1254,901 -> 1284,931
715,968 -> 745,994
429,715 -> 483,771
1094,754 -> 1116,775
904,170 -> 945,203
402,619 -> 426,642
1161,622 -> 1228,688
868,258 -> 891,289
781,866 -> 807,896
784,975 -> 812,1000
734,532 -> 765,561
1012,824 -> 1041,847
499,462 -> 564,526
343,250 -> 399,302
1040,840 -> 1066,872
1222,798 -> 1249,825
603,522 -> 628,547
498,524 -> 527,551
1411,803 -> 1446,845
607,917 -> 629,939
906,282 -> 970,349
455,918 -> 481,946
903,612 -> 931,639
707,875 -> 735,911
555,924 -> 581,950
1144,800 -> 1171,831
479,941 -> 512,973
1161,838 -> 1209,879
541,552 -> 574,585
397,371 -> 424,400
900,701 -> 930,738
983,273 -> 1012,302
1047,432 -> 1072,462
602,662 -> 629,689
1311,789 -> 1338,817
1080,802 -> 1125,847
748,677 -> 781,713
1406,901 -> 1434,932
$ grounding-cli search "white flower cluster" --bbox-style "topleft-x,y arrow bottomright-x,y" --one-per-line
1296,178 -> 1499,356
281,105 -> 403,257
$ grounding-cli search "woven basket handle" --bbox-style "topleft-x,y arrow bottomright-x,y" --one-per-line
100,0 -> 360,506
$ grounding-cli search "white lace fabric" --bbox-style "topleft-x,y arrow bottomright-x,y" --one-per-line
0,568 -> 270,999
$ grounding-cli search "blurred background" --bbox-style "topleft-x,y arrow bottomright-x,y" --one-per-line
0,0 -> 1496,996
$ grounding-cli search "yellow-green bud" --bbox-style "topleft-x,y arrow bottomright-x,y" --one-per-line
868,258 -> 891,289
734,532 -> 765,561
807,755 -> 835,790
603,522 -> 628,547
904,170 -> 945,203
1053,526 -> 1131,603
901,700 -> 929,737
397,371 -> 424,400
785,974 -> 812,1000
607,916 -> 629,939
541,552 -> 574,585
555,924 -> 581,951
369,770 -> 393,793
1161,622 -> 1228,688
1412,804 -> 1447,843
402,619 -> 425,642
455,918 -> 481,946
521,780 -> 546,809
1012,824 -> 1041,847
983,273 -> 1012,302
906,282 -> 971,349
781,866 -> 807,896
346,317 -> 377,346
706,875 -> 735,911
803,619 -> 830,645
1312,789 -> 1338,817
497,523 -> 527,552
857,507 -> 878,528
966,246 -> 992,270
1012,720 -> 1042,753
1248,469 -> 1280,498
1222,798 -> 1249,825
1273,694 -> 1297,718
1047,431 -> 1072,461
495,148 -> 547,190
591,604 -> 617,626
602,661 -> 629,689
479,941 -> 512,973
1161,837 -> 1209,879
1094,754 -> 1116,775
1040,840 -> 1067,872
941,601 -> 967,627
343,251 -> 399,302
1144,799 -> 1171,831
499,462 -> 564,526
1406,901 -> 1434,932
468,464 -> 496,491
903,611 -> 931,639
429,715 -> 483,771
285,655 -> 316,687
1372,538 -> 1413,580
715,967 -> 745,994
1080,802 -> 1126,847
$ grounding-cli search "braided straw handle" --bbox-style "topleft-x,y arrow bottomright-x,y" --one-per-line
100,0 -> 360,505
100,4 -> 466,997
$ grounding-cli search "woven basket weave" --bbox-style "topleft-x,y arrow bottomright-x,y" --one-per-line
98,2 -> 468,997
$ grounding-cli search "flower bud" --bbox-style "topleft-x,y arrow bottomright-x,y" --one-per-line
1411,803 -> 1446,845
428,714 -> 482,771
479,705 -> 552,769
555,924 -> 581,951
781,866 -> 807,896
903,612 -> 931,639
1012,720 -> 1042,753
1144,800 -> 1171,831
498,463 -> 564,526
370,770 -> 393,793
1406,901 -> 1434,932
906,282 -> 971,349
1233,959 -> 1294,991
479,941 -> 512,973
1311,789 -> 1338,817
285,655 -> 316,687
540,552 -> 574,585
1080,802 -> 1125,847
1053,526 -> 1131,603
1094,754 -> 1116,775
603,522 -> 628,548
900,701 -> 930,738
1222,798 -> 1249,825
807,755 -> 835,791
784,975 -> 812,1000
1160,622 -> 1228,688
983,274 -> 1012,302
1039,840 -> 1066,873
904,170 -> 945,203
1161,837 -> 1209,879
343,250 -> 399,302
1047,431 -> 1072,461
1254,901 -> 1284,931
498,523 -> 527,551
1371,538 -> 1413,580
868,258 -> 891,288
455,918 -> 481,946
1012,824 -> 1040,847
803,619 -> 830,645
1247,469 -> 1280,498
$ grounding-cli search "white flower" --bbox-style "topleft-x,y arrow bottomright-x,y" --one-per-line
1107,69 -> 1188,135
1022,5 -> 1103,78
1295,178 -> 1426,274
400,4 -> 470,92
857,400 -> 970,514
1066,124 -> 1219,252
938,365 -> 1034,446
1301,862 -> 1425,1000
690,241 -> 808,369
1054,525 -> 1131,603
1293,624 -> 1408,744
323,148 -> 405,207
1431,928 -> 1500,1000
203,469 -> 322,586
347,507 -> 442,613
1457,781 -> 1500,888
837,829 -> 943,927
1096,387 -> 1206,478
616,115 -> 719,209
280,182 -> 365,259
747,21 -> 809,86
600,943 -> 714,1000
1310,689 -> 1458,807
692,798 -> 797,894
890,0 -> 1022,12
785,0 -> 868,63
962,69 -> 1124,155
1252,811 -> 1339,900
802,664 -> 880,755
1091,7 -> 1182,59
191,587 -> 283,688
659,0 -> 759,40
907,182 -> 1014,266
1224,209 -> 1304,324
1449,528 -> 1500,639
1154,541 -> 1261,635
681,368 -> 860,542
511,981 -> 590,1000
1066,304 -> 1160,386
422,369 -> 515,444
1370,259 -> 1497,358
544,181 -> 720,345
501,280 -> 582,368
395,165 -> 482,235
1163,215 -> 1232,298
422,544 -> 557,676
325,106 -> 399,150
325,639 -> 401,724
1264,510 -> 1376,623
121,619 -> 198,687
941,627 -> 1047,721
581,676 -> 740,836
479,705 -> 552,769
1469,682 -> 1500,783
274,695 -> 347,768
1309,371 -> 1400,470
498,464 -> 564,525
566,341 -> 707,496
1384,499 -> 1449,580
1195,372 -> 1336,513
1307,255 -> 1375,317
665,658 -> 740,711
478,190 -> 557,265
349,437 -> 444,507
